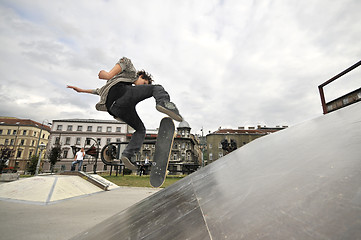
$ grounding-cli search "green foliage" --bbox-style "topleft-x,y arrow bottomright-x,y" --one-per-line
26,155 -> 39,175
48,145 -> 61,172
0,146 -> 14,173
100,174 -> 184,188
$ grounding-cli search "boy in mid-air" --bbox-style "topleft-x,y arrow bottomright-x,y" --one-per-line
67,57 -> 183,170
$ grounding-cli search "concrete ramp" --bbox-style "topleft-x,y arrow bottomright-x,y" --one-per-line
0,174 -> 118,205
72,102 -> 361,240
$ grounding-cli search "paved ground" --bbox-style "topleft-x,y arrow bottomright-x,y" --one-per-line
0,175 -> 160,240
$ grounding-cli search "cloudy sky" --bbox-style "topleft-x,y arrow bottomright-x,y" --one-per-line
0,0 -> 360,135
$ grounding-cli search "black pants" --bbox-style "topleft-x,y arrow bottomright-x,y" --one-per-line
109,84 -> 170,157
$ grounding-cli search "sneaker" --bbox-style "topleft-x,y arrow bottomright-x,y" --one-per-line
156,101 -> 183,122
121,155 -> 138,170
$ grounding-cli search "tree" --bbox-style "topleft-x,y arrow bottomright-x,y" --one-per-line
27,155 -> 38,175
0,146 -> 14,173
48,144 -> 61,173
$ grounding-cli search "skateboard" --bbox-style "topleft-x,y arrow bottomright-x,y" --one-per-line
150,117 -> 176,188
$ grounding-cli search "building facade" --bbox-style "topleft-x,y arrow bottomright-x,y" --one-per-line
127,121 -> 202,175
0,117 -> 51,173
170,121 -> 201,174
46,119 -> 128,172
206,125 -> 287,164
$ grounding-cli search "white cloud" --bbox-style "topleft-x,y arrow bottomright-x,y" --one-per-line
0,0 -> 360,135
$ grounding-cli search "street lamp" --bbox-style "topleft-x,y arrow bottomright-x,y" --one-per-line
35,143 -> 46,176
35,120 -> 51,157
201,127 -> 205,167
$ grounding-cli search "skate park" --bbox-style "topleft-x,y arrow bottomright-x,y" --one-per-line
70,99 -> 361,239
0,63 -> 360,239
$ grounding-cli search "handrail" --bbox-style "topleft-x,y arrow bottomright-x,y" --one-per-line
318,60 -> 361,114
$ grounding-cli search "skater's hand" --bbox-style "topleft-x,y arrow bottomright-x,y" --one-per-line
98,64 -> 122,80
67,85 -> 82,93
98,70 -> 109,80
67,85 -> 94,94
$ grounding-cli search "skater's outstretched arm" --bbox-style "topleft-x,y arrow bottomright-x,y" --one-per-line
67,63 -> 122,94
98,64 -> 122,80
66,85 -> 94,94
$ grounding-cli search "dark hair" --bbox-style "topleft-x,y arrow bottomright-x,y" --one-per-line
137,70 -> 154,84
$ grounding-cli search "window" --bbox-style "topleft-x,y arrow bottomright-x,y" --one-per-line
65,137 -> 71,145
87,126 -> 92,132
116,138 -> 121,142
63,150 -> 68,159
116,127 -> 121,132
13,130 -> 17,135
28,151 -> 33,158
55,138 -> 60,145
10,139 -> 14,145
20,139 -> 25,146
57,125 -> 63,131
22,130 -> 27,135
17,150 -> 22,158
76,137 -> 81,145
0,130 -> 2,135
107,127 -> 112,132
77,126 -> 83,131
106,138 -> 111,144
5,139 -> 9,145
32,140 -> 35,146
67,125 -> 73,131
7,129 -> 11,135
218,152 -> 223,158
209,144 -> 212,149
97,126 -> 102,132
97,138 -> 101,145
209,153 -> 213,160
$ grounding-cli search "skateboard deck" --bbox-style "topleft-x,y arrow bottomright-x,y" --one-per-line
150,117 -> 176,188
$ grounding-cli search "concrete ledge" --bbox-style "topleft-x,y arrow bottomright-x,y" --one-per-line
60,171 -> 110,190
0,173 -> 20,182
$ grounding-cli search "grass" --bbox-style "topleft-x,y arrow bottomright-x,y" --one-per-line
16,172 -> 184,188
100,174 -> 185,188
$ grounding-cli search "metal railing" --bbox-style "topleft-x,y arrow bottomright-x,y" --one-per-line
318,60 -> 361,114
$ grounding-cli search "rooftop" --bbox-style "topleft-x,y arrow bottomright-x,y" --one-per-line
0,117 -> 51,131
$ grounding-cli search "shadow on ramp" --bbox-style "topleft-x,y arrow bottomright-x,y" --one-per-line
72,102 -> 361,239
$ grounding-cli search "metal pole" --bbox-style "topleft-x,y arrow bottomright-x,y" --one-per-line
35,144 -> 45,175
201,127 -> 205,167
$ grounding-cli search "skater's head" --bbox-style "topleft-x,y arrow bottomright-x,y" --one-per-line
135,70 -> 153,85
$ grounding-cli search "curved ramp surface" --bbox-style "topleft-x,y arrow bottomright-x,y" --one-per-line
73,102 -> 361,240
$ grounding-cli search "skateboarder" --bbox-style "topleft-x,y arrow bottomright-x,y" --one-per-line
67,57 -> 183,170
